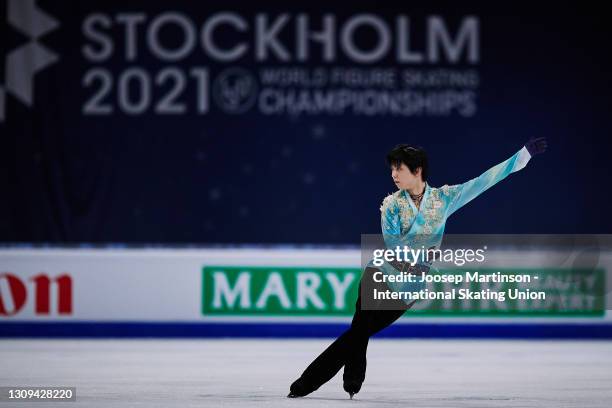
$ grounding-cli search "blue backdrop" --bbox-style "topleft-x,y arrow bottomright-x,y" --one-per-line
1,1 -> 610,244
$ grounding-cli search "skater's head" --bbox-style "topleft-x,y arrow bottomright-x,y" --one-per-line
386,144 -> 428,190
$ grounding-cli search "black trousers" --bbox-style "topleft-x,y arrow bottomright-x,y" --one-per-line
296,267 -> 416,392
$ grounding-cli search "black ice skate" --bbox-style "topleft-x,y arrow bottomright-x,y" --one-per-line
287,377 -> 312,398
343,379 -> 362,399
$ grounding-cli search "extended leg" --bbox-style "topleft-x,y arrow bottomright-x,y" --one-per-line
288,267 -> 413,398
288,270 -> 372,397
288,327 -> 355,396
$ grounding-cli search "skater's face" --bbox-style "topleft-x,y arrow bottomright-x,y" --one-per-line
391,163 -> 422,190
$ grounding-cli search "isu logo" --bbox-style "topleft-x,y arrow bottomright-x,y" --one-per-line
0,273 -> 72,316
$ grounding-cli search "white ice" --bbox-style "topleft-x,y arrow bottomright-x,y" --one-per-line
1,339 -> 611,407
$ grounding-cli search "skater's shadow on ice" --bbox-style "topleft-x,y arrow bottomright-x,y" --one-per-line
299,395 -> 516,406
302,396 -> 413,404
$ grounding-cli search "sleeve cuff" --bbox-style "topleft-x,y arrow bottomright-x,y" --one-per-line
515,146 -> 531,171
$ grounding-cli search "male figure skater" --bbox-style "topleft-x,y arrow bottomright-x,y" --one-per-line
288,137 -> 548,399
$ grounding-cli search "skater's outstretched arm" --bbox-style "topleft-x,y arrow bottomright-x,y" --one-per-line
445,137 -> 548,217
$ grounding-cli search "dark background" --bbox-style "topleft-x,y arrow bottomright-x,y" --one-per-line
1,1 -> 610,244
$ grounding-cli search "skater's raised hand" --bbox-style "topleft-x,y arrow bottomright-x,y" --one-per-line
525,137 -> 548,156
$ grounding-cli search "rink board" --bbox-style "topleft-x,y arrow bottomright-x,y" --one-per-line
1,248 -> 611,338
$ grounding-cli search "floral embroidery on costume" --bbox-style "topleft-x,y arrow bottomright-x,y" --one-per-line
379,193 -> 396,213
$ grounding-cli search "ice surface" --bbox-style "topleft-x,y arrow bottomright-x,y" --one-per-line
1,339 -> 611,407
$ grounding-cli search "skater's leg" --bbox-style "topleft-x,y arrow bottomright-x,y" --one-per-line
289,271 -> 371,397
288,267 -> 414,398
342,306 -> 410,394
342,267 -> 417,396
288,328 -> 354,396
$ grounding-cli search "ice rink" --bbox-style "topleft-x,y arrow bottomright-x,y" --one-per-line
1,339 -> 611,407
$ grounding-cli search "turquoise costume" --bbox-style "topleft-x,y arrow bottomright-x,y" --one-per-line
369,146 -> 532,296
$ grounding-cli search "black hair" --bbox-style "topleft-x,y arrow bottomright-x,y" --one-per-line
386,144 -> 428,182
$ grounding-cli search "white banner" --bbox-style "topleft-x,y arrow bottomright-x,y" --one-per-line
0,248 -> 609,323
